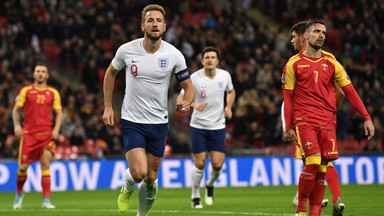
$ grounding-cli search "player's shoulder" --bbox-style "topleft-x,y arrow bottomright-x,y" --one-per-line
286,53 -> 301,66
161,40 -> 183,55
190,68 -> 204,78
47,85 -> 60,95
322,50 -> 337,60
20,84 -> 34,93
216,68 -> 231,77
117,38 -> 142,51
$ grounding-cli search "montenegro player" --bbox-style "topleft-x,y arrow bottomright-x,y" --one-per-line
12,62 -> 62,209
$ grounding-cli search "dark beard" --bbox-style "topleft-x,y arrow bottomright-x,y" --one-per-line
146,31 -> 163,41
308,41 -> 322,50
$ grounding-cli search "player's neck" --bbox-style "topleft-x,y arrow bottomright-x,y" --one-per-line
143,37 -> 161,54
302,47 -> 322,58
204,68 -> 216,79
34,82 -> 47,89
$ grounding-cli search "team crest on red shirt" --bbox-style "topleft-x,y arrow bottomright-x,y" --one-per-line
305,142 -> 312,150
22,155 -> 28,162
46,91 -> 51,96
322,63 -> 328,71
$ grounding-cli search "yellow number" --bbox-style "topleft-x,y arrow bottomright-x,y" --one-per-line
331,138 -> 335,151
37,95 -> 45,104
314,71 -> 318,83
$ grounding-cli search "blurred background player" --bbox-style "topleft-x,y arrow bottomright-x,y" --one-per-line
282,20 -> 374,216
102,4 -> 194,216
178,46 -> 236,208
12,62 -> 63,209
282,21 -> 346,215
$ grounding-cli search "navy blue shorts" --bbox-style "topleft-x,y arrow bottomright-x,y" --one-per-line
121,119 -> 168,157
190,127 -> 226,154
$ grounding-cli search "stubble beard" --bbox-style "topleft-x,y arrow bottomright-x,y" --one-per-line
146,30 -> 164,42
308,41 -> 323,51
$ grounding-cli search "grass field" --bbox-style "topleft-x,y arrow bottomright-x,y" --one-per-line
0,185 -> 383,216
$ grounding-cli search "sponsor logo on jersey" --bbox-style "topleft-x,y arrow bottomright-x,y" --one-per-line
158,57 -> 169,70
131,60 -> 140,63
298,64 -> 310,68
281,74 -> 286,83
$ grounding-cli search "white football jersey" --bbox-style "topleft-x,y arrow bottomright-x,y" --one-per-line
112,38 -> 188,124
183,68 -> 234,130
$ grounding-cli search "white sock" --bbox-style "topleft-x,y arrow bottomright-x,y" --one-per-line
191,165 -> 204,199
206,165 -> 222,186
138,180 -> 158,216
124,168 -> 139,192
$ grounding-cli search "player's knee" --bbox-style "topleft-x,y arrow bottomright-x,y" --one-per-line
18,164 -> 28,172
130,168 -> 147,182
40,162 -> 50,170
211,163 -> 223,171
195,161 -> 206,170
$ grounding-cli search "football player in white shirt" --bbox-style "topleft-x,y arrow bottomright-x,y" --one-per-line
178,47 -> 236,208
102,4 -> 194,216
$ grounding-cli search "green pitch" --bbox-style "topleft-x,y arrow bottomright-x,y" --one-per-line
0,185 -> 382,216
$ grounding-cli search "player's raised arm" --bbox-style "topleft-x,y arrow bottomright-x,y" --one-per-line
103,63 -> 120,126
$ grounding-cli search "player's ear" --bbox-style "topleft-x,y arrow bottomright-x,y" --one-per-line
141,23 -> 144,32
300,34 -> 306,43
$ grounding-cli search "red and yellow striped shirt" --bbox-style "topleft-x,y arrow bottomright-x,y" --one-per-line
282,50 -> 351,130
15,84 -> 62,134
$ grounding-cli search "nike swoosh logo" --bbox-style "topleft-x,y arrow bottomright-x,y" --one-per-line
132,60 -> 140,63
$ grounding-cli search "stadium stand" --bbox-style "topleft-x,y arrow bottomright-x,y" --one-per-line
0,0 -> 382,159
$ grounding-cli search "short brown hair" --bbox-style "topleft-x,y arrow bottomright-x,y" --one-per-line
141,4 -> 166,24
202,46 -> 221,59
306,19 -> 326,32
290,21 -> 307,36
34,62 -> 48,70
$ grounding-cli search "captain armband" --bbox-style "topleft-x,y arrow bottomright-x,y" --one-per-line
175,69 -> 190,83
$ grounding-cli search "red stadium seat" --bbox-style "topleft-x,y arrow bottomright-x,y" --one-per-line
326,28 -> 341,51
0,16 -> 7,27
97,67 -> 105,87
102,39 -> 113,52
44,45 -> 62,65
84,139 -> 99,158
58,134 -> 69,146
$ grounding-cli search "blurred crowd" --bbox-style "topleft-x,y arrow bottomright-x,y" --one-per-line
0,0 -> 383,159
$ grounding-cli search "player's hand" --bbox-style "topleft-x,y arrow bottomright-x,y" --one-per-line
193,103 -> 207,112
364,119 -> 375,140
103,107 -> 115,126
224,107 -> 233,119
286,129 -> 298,144
175,100 -> 190,113
51,130 -> 59,140
14,125 -> 23,138
283,131 -> 290,141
